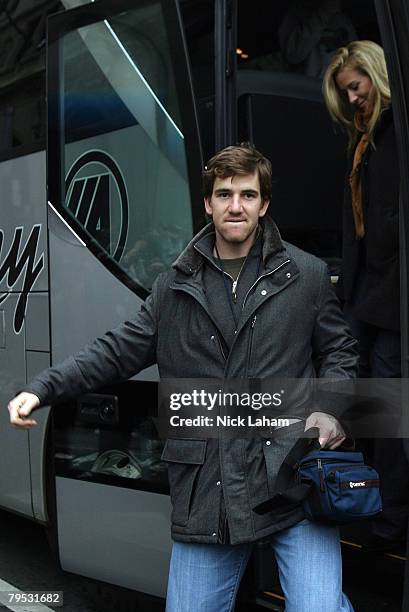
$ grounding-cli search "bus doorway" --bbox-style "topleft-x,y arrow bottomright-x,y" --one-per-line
232,1 -> 409,609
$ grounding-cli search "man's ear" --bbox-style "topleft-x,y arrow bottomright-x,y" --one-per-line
259,199 -> 270,218
204,197 -> 213,216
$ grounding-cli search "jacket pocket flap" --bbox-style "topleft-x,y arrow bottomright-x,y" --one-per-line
161,438 -> 207,464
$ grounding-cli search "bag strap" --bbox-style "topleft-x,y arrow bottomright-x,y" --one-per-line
275,429 -> 321,488
254,427 -> 356,515
253,427 -> 320,515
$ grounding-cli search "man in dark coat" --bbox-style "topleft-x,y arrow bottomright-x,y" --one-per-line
8,144 -> 357,611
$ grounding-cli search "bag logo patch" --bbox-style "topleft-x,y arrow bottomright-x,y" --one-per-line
340,479 -> 379,490
349,481 -> 366,488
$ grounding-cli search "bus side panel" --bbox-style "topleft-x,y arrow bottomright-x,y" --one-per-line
27,352 -> 51,524
0,293 -> 32,515
49,204 -> 165,591
47,205 -> 152,364
0,151 -> 49,518
56,478 -> 172,597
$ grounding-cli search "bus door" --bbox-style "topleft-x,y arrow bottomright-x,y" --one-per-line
374,0 -> 409,379
375,0 -> 409,605
232,0 -> 409,608
47,0 -> 202,597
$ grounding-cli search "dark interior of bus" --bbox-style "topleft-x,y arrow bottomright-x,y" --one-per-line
179,0 -> 383,274
236,0 -> 381,272
183,3 -> 405,609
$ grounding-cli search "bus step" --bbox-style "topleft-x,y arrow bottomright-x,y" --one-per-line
256,590 -> 285,610
341,537 -> 406,561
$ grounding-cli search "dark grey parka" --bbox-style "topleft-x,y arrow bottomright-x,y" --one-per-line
25,216 -> 358,545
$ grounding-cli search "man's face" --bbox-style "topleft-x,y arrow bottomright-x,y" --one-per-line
204,172 -> 269,253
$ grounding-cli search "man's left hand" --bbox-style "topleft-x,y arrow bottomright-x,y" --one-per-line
304,412 -> 346,449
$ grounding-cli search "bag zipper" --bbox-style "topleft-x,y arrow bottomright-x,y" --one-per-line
301,458 -> 362,469
302,458 -> 365,491
317,458 -> 325,492
327,466 -> 373,482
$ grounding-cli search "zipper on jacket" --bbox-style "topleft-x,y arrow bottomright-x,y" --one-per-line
231,258 -> 249,303
211,252 -> 248,293
232,279 -> 239,302
212,332 -> 227,362
222,259 -> 291,373
245,315 -> 257,377
242,259 -> 291,310
211,260 -> 236,290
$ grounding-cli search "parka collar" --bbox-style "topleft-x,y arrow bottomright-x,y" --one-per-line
173,215 -> 284,276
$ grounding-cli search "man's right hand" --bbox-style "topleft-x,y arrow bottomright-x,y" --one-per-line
8,392 -> 40,428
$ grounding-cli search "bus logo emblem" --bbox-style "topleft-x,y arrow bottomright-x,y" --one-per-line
65,151 -> 129,262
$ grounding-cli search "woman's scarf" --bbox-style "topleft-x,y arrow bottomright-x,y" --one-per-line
349,111 -> 370,239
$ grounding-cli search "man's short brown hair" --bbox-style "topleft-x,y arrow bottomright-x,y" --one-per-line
203,142 -> 272,202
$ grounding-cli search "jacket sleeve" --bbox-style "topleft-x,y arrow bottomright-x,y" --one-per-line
312,264 -> 358,378
22,274 -> 164,407
311,265 -> 359,422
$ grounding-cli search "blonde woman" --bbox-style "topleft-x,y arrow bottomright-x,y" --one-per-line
323,40 -> 408,550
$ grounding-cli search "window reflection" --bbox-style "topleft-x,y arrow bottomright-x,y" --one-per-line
61,3 -> 193,295
54,386 -> 168,492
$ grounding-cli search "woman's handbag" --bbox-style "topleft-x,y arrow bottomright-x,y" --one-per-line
253,432 -> 382,525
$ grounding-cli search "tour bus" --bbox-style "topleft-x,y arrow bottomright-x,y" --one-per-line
1,0 -> 409,609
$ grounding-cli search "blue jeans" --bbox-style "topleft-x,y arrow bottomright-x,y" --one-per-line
166,519 -> 354,612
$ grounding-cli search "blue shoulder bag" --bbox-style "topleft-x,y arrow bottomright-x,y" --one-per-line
254,432 -> 382,525
297,448 -> 382,524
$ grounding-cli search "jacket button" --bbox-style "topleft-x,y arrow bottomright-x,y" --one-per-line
286,273 -> 291,278
211,335 -> 215,340
212,532 -> 217,537
266,440 -> 271,446
261,290 -> 267,296
216,481 -> 221,486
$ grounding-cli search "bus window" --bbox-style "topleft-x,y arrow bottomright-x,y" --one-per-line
53,382 -> 169,494
60,0 -> 217,165
45,0 -> 203,596
49,0 -> 203,297
0,1 -> 62,160
179,0 -> 216,161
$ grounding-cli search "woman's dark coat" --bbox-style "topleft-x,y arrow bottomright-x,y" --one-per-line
339,109 -> 400,331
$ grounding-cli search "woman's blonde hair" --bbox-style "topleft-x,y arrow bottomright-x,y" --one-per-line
323,40 -> 391,150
